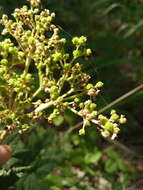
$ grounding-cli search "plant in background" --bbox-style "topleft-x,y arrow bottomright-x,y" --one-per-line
0,0 -> 126,145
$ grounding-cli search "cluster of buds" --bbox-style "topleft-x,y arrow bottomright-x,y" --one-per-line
0,0 -> 126,141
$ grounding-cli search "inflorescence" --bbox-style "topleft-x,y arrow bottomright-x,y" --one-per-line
0,0 -> 126,141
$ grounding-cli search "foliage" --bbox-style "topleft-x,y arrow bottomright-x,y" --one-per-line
0,126 -> 132,190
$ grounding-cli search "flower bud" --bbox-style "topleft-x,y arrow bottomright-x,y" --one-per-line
104,121 -> 113,131
79,128 -> 85,135
1,59 -> 8,65
85,48 -> 92,56
95,81 -> 104,88
85,83 -> 93,90
110,113 -> 119,121
73,49 -> 82,59
53,52 -> 62,62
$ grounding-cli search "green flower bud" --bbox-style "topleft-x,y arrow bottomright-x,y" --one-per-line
85,83 -> 93,90
1,51 -> 8,57
22,35 -> 28,41
34,8 -> 39,13
25,30 -> 32,36
110,113 -> 119,121
0,68 -> 6,75
79,103 -> 84,108
111,110 -> 116,115
101,131 -> 110,138
114,127 -> 120,134
49,112 -> 57,120
47,16 -> 52,22
50,86 -> 59,99
92,111 -> 98,116
41,17 -> 47,23
2,14 -> 8,20
18,51 -> 25,57
3,44 -> 9,50
95,81 -> 104,88
1,59 -> 8,65
64,63 -> 71,70
72,37 -> 79,45
79,128 -> 85,135
73,49 -> 82,59
98,114 -> 108,124
63,53 -> 69,60
35,15 -> 40,21
53,52 -> 62,62
78,36 -> 87,45
56,97 -> 63,103
84,100 -> 92,106
119,117 -> 127,124
50,86 -> 59,93
104,121 -> 113,131
90,103 -> 97,110
74,98 -> 80,103
85,48 -> 92,56
28,37 -> 34,45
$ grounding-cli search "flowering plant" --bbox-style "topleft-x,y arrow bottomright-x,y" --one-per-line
0,0 -> 126,143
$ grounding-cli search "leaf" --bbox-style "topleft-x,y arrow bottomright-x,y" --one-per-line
106,148 -> 119,160
105,159 -> 118,173
84,151 -> 102,164
117,159 -> 130,172
124,19 -> 143,38
104,3 -> 122,15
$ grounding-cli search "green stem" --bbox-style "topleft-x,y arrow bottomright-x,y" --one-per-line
23,56 -> 31,77
31,87 -> 43,100
64,91 -> 85,100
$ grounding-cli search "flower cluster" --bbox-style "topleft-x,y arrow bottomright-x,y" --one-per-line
0,0 -> 126,141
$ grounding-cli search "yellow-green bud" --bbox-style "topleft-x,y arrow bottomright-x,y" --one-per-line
53,52 -> 62,62
79,103 -> 84,108
47,16 -> 52,22
18,51 -> 25,57
85,48 -> 92,56
73,50 -> 82,58
114,127 -> 120,134
110,113 -> 119,121
72,37 -> 79,45
104,121 -> 113,131
78,36 -> 87,45
74,98 -> 80,103
85,83 -> 93,90
79,128 -> 85,135
95,81 -> 104,88
98,114 -> 108,124
1,59 -> 8,65
64,63 -> 71,70
56,97 -> 63,103
90,103 -> 97,110
28,37 -> 34,45
119,117 -> 127,124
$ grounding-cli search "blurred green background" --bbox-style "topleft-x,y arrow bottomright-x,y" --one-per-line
0,0 -> 143,189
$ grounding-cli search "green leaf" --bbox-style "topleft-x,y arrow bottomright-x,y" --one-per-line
85,151 -> 102,164
106,148 -> 119,160
105,159 -> 118,173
